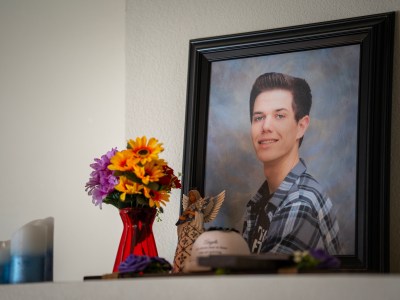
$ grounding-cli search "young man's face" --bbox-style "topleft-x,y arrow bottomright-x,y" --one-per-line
251,89 -> 309,167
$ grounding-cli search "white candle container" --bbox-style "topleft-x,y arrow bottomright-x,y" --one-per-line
0,240 -> 11,284
9,219 -> 47,284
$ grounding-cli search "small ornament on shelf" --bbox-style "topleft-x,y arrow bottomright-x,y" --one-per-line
172,189 -> 225,273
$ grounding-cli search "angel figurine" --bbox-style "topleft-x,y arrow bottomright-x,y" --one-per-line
172,189 -> 225,273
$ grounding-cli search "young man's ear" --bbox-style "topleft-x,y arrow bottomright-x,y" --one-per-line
296,115 -> 310,140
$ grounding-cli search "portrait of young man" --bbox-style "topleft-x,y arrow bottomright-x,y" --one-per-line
203,45 -> 359,255
241,72 -> 341,255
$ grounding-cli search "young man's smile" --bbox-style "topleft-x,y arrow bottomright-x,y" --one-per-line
256,137 -> 279,150
258,137 -> 278,145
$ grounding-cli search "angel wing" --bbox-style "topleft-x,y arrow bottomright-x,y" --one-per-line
203,190 -> 226,223
181,194 -> 190,211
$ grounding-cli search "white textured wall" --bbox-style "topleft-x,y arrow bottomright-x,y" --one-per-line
0,0 -> 125,281
126,0 -> 400,272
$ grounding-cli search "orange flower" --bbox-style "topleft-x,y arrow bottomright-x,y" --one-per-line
115,176 -> 142,201
133,160 -> 165,185
143,187 -> 170,208
108,149 -> 138,172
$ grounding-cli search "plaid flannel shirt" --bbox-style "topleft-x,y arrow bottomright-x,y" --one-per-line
242,159 -> 341,255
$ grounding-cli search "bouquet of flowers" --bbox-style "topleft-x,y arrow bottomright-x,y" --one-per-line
85,136 -> 181,211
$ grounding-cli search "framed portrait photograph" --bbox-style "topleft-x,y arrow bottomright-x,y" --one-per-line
182,12 -> 395,272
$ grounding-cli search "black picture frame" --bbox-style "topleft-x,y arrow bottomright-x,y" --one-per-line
182,12 -> 395,272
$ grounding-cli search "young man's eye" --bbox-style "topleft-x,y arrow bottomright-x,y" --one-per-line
253,116 -> 264,122
275,114 -> 285,119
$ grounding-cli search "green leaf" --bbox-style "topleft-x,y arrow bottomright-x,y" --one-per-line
113,171 -> 124,177
124,172 -> 140,182
136,196 -> 149,206
147,182 -> 160,191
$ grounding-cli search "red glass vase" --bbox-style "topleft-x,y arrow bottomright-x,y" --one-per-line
113,207 -> 158,272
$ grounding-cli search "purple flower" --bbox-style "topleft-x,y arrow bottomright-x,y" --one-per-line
85,148 -> 118,208
118,255 -> 172,274
309,249 -> 341,269
118,255 -> 152,273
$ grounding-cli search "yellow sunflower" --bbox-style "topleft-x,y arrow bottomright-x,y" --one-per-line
133,160 -> 165,185
128,136 -> 164,165
143,187 -> 170,208
115,176 -> 142,201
